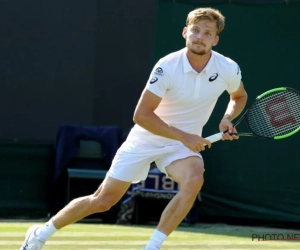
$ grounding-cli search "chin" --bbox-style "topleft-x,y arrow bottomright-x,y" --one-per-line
191,49 -> 207,56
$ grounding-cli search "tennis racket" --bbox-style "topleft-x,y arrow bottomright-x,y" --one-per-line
205,87 -> 300,143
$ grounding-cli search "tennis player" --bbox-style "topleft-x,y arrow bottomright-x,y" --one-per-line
21,7 -> 247,250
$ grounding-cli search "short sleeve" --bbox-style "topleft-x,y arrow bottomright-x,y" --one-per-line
145,61 -> 170,98
226,62 -> 242,93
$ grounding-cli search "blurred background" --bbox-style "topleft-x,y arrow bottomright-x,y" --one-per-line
0,0 -> 299,229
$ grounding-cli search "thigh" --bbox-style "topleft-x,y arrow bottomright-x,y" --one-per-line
165,156 -> 204,185
155,144 -> 204,180
93,176 -> 131,205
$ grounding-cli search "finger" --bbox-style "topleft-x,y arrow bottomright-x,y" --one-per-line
191,147 -> 198,153
221,134 -> 226,141
222,133 -> 232,140
228,124 -> 236,135
232,134 -> 239,140
196,144 -> 203,152
197,144 -> 204,152
223,132 -> 233,140
230,129 -> 239,140
231,126 -> 238,134
203,139 -> 211,148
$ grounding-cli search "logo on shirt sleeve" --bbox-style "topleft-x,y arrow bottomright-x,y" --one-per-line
237,65 -> 240,75
150,77 -> 158,84
154,67 -> 164,76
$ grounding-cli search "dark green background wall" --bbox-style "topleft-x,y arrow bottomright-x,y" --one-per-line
0,0 -> 299,226
0,0 -> 157,141
152,0 -> 300,224
0,0 -> 157,218
0,140 -> 53,218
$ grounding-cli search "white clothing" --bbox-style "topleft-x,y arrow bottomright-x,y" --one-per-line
127,48 -> 242,146
108,141 -> 202,183
107,48 -> 242,182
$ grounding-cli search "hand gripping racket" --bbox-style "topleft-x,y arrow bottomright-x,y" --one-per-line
205,87 -> 300,143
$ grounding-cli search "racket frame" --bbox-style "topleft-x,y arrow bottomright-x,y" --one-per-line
243,87 -> 300,140
205,87 -> 300,143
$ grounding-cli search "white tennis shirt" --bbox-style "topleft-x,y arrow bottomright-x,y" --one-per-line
127,48 -> 242,146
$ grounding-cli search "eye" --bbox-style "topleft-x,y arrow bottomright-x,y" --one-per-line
205,32 -> 211,36
191,28 -> 199,33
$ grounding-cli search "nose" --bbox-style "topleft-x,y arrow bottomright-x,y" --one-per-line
196,31 -> 204,39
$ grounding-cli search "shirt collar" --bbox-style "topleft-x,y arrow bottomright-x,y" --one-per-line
203,50 -> 215,73
183,48 -> 197,74
182,48 -> 215,74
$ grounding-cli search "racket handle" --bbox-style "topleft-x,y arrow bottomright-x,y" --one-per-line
204,132 -> 223,143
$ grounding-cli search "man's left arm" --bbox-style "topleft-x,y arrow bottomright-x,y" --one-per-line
220,82 -> 248,140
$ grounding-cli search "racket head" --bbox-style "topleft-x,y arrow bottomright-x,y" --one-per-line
244,87 -> 300,139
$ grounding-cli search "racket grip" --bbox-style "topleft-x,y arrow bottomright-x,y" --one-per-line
204,132 -> 223,144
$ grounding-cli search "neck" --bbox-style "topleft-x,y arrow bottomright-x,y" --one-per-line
186,49 -> 212,73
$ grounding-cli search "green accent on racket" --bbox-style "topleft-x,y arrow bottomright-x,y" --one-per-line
257,87 -> 287,99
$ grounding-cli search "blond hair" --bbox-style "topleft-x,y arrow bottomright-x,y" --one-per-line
186,7 -> 225,34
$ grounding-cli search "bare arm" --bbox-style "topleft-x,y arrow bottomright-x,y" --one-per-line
219,82 -> 248,139
223,82 -> 248,121
133,89 -> 186,141
133,89 -> 211,152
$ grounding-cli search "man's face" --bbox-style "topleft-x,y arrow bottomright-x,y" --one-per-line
183,19 -> 219,56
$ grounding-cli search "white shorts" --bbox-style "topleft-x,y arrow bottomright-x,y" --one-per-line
107,140 -> 202,183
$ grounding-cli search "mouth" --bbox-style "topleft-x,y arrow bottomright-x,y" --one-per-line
193,43 -> 206,47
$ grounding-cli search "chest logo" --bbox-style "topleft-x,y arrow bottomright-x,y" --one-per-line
209,73 -> 218,82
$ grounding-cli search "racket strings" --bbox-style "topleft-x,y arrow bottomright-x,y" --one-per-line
247,90 -> 300,137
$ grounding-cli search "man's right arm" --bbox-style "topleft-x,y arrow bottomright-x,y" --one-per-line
133,89 -> 211,152
133,89 -> 185,142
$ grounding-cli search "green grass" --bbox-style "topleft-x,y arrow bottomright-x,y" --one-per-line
1,222 -> 300,249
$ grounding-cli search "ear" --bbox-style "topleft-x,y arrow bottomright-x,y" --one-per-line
212,35 -> 219,46
182,27 -> 187,39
